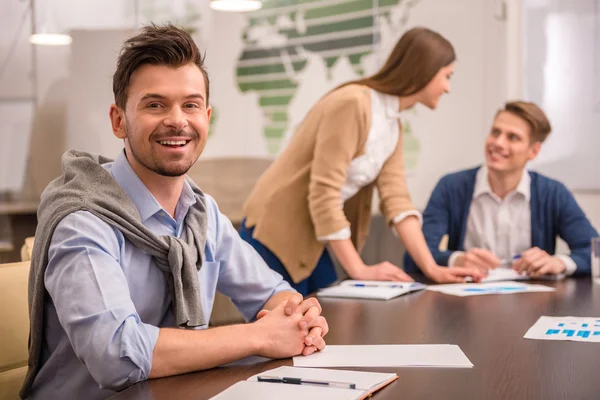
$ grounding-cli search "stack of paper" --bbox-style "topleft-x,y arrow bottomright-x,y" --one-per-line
317,280 -> 427,300
293,344 -> 473,368
210,366 -> 398,400
426,281 -> 555,297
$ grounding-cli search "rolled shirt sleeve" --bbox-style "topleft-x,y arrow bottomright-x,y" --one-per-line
317,227 -> 352,243
390,210 -> 423,238
555,254 -> 577,276
45,212 -> 159,391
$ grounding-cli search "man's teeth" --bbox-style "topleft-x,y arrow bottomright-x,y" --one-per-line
159,140 -> 186,146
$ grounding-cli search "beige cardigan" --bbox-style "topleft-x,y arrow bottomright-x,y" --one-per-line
243,84 -> 416,283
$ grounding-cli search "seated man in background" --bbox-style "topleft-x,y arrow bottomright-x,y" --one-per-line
22,24 -> 327,400
404,101 -> 598,278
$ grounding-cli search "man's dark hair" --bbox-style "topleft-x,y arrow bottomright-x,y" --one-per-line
113,24 -> 209,109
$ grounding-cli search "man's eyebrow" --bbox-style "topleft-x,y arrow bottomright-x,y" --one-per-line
184,93 -> 205,101
140,93 -> 167,102
139,93 -> 205,102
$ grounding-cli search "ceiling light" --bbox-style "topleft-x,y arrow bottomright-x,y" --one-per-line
29,33 -> 72,46
210,0 -> 262,12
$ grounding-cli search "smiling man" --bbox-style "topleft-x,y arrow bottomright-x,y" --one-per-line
21,25 -> 327,400
404,101 -> 598,278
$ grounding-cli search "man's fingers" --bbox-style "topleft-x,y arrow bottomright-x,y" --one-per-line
512,259 -> 524,273
308,315 -> 329,336
302,345 -> 319,356
523,251 -> 546,265
284,293 -> 304,315
521,247 -> 541,258
293,296 -> 322,316
533,263 -> 552,278
471,248 -> 500,267
256,309 -> 269,320
299,306 -> 320,330
524,255 -> 548,275
464,253 -> 487,272
304,326 -> 323,346
312,335 -> 326,351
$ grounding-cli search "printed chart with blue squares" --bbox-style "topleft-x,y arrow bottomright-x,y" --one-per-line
524,316 -> 600,342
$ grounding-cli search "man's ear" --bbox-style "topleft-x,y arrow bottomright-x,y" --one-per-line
528,141 -> 542,161
109,104 -> 127,139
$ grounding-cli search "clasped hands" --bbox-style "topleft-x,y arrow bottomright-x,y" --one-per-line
255,293 -> 328,357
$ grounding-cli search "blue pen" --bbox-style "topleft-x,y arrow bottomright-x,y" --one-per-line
500,254 -> 522,265
351,283 -> 402,288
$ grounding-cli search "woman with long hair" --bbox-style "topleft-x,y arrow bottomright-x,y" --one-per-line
239,27 -> 483,295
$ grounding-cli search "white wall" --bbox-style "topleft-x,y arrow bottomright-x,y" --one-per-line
574,193 -> 600,233
67,29 -> 136,157
524,0 -> 600,191
519,0 -> 600,230
1,0 -> 598,230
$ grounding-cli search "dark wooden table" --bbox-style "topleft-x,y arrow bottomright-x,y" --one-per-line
111,278 -> 600,399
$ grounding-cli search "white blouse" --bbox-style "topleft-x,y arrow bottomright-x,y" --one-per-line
318,89 -> 421,242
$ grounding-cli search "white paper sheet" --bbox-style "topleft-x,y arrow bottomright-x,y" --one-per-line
524,316 -> 600,342
426,281 -> 555,297
481,268 -> 563,282
210,380 -> 365,400
317,280 -> 426,300
247,366 -> 397,391
480,268 -> 529,282
293,344 -> 473,368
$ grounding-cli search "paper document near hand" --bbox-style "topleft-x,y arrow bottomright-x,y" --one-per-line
317,280 -> 427,300
211,366 -> 398,400
480,268 -> 529,282
293,344 -> 473,368
524,316 -> 600,343
481,268 -> 563,282
210,380 -> 362,400
426,281 -> 555,297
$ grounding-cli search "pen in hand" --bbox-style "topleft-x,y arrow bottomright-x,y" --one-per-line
499,254 -> 522,266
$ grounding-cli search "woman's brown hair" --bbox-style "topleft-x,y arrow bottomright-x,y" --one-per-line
348,27 -> 455,96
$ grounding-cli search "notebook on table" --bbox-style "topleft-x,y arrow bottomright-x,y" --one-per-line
317,280 -> 427,300
210,366 -> 398,400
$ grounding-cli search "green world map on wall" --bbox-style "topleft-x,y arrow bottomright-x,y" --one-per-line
235,0 -> 421,169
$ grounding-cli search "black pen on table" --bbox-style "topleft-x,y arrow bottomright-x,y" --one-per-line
257,375 -> 357,389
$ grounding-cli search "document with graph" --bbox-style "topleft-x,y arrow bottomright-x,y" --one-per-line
524,316 -> 600,343
426,281 -> 555,297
